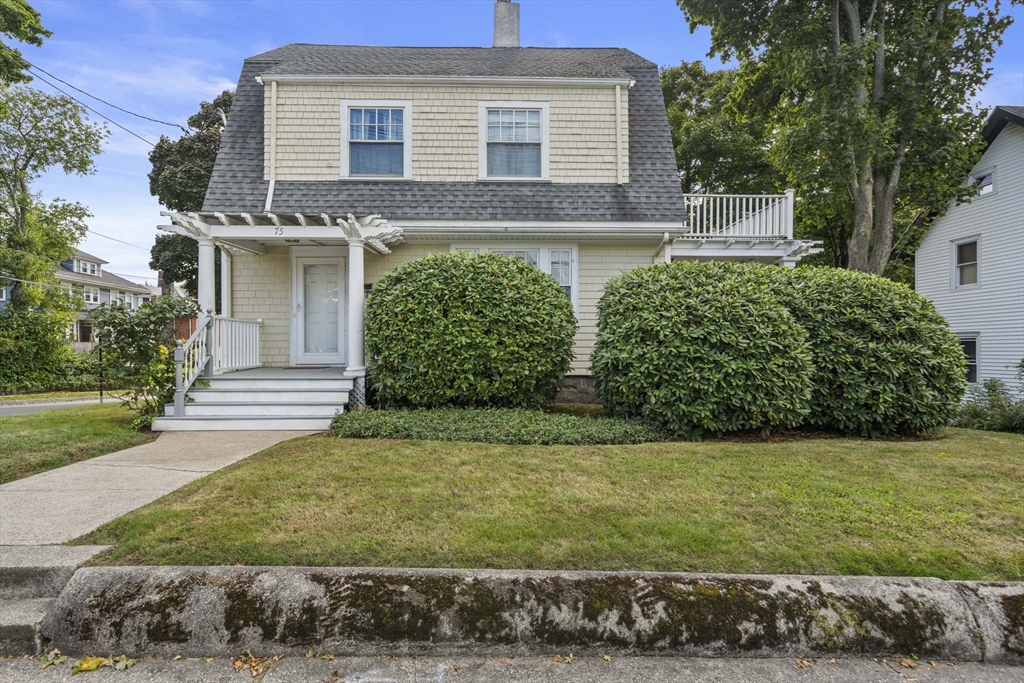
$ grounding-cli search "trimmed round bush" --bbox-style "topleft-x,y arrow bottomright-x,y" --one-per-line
592,261 -> 814,439
762,267 -> 967,436
365,251 -> 577,408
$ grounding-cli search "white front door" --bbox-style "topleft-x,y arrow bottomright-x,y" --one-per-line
294,256 -> 346,365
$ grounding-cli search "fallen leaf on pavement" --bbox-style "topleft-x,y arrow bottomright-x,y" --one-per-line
111,655 -> 136,671
602,654 -> 611,662
71,657 -> 110,675
454,662 -> 461,671
829,658 -> 836,664
172,655 -> 182,661
498,659 -> 509,665
795,658 -> 813,669
896,658 -> 918,669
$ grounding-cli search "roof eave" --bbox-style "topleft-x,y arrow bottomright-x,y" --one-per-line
256,74 -> 635,88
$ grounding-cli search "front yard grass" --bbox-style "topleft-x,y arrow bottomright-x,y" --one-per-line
81,429 -> 1024,581
0,403 -> 157,484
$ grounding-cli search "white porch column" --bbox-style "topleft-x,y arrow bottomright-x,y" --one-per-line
219,247 -> 232,317
347,238 -> 365,371
197,237 -> 217,316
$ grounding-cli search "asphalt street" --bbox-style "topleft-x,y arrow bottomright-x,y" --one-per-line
0,399 -> 103,417
0,655 -> 1020,682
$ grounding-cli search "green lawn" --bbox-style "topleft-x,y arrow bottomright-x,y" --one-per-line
0,403 -> 157,484
81,429 -> 1024,581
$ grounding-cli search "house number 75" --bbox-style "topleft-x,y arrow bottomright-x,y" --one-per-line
274,227 -> 284,235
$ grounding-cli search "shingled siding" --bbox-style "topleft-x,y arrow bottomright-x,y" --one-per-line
231,246 -> 292,367
266,83 -> 628,184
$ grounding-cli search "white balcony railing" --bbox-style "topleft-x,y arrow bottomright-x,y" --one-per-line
213,316 -> 262,373
682,190 -> 794,239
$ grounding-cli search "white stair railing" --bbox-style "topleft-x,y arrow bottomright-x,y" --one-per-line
213,316 -> 262,372
173,311 -> 213,416
682,189 -> 794,239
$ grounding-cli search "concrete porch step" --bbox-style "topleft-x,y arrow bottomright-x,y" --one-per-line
151,416 -> 336,431
188,389 -> 349,404
170,402 -> 344,418
0,598 -> 53,655
204,377 -> 353,391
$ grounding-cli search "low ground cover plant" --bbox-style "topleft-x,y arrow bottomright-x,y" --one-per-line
331,408 -> 664,445
592,262 -> 966,439
365,251 -> 576,409
955,362 -> 1024,434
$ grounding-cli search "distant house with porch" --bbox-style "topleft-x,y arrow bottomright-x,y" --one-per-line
55,249 -> 155,352
154,0 -> 820,431
916,105 -> 1024,390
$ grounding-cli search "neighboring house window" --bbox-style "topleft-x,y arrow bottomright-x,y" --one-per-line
953,238 -> 979,288
959,337 -> 978,383
340,100 -> 412,179
141,296 -> 151,305
75,260 -> 98,276
478,101 -> 550,180
452,244 -> 577,308
82,286 -> 100,304
78,321 -> 93,343
974,170 -> 994,196
0,287 -> 6,302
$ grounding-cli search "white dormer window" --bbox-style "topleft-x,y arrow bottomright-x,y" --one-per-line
340,100 -> 412,179
75,259 -> 98,276
478,101 -> 550,180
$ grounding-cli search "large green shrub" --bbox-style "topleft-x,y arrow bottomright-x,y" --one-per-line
331,408 -> 664,445
592,261 -> 814,439
762,267 -> 966,436
0,308 -> 78,393
366,251 -> 577,408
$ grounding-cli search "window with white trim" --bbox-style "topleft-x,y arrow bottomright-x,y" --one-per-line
959,336 -> 978,383
78,320 -> 93,344
340,100 -> 412,179
82,286 -> 100,304
75,259 -> 98,276
974,170 -> 994,196
953,238 -> 978,288
452,244 -> 577,309
0,286 -> 7,301
478,101 -> 549,180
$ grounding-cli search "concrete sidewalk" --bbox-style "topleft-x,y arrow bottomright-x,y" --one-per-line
0,431 -> 309,545
0,655 -> 1018,682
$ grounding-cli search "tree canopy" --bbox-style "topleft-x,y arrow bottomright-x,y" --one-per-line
677,0 -> 1014,275
0,86 -> 107,308
0,0 -> 49,86
148,90 -> 232,298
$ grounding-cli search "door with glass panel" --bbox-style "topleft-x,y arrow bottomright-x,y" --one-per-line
295,257 -> 346,365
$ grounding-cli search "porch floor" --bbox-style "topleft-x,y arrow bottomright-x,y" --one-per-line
216,367 -> 349,379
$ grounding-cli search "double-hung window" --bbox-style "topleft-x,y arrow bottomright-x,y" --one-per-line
478,101 -> 549,180
452,244 -> 576,309
340,100 -> 412,179
974,169 -> 994,196
959,336 -> 978,383
82,286 -> 100,304
952,238 -> 979,288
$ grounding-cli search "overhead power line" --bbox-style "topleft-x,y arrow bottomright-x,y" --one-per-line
87,229 -> 149,250
24,61 -> 190,134
27,69 -> 157,147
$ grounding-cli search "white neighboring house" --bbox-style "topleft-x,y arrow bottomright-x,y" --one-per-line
55,249 -> 155,353
916,105 -> 1024,390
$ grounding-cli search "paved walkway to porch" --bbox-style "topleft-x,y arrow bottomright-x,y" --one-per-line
0,431 -> 308,546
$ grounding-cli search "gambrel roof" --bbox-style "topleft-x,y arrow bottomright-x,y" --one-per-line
203,45 -> 685,223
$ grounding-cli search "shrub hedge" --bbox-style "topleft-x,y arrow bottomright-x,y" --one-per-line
330,408 -> 664,445
762,267 -> 967,437
592,262 -> 966,438
592,261 -> 814,439
954,362 -> 1024,434
365,251 -> 577,408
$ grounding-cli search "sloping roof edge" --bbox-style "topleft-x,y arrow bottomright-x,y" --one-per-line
982,105 -> 1024,145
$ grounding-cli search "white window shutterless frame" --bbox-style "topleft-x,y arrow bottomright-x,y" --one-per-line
450,243 -> 578,312
477,101 -> 550,180
339,99 -> 413,180
292,251 -> 347,366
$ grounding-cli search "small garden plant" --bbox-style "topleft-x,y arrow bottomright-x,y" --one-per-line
365,251 -> 576,408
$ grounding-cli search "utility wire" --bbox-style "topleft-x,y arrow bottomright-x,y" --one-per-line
27,69 -> 157,147
24,61 -> 190,134
0,275 -> 72,290
87,229 -> 149,250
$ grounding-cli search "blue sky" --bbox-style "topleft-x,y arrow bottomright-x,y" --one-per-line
21,0 -> 1024,286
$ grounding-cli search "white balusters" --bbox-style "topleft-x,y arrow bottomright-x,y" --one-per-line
682,193 -> 793,238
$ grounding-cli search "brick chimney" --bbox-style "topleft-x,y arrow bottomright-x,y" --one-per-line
494,0 -> 520,48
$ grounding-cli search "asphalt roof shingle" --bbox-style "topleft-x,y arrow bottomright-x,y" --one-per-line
203,45 -> 684,222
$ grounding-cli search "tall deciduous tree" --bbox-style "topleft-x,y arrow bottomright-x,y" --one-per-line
0,86 -> 107,308
677,0 -> 1014,274
148,90 -> 232,298
0,0 -> 49,86
661,61 -> 780,194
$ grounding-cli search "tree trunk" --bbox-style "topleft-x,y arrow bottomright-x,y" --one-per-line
868,178 -> 898,275
846,159 -> 875,272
